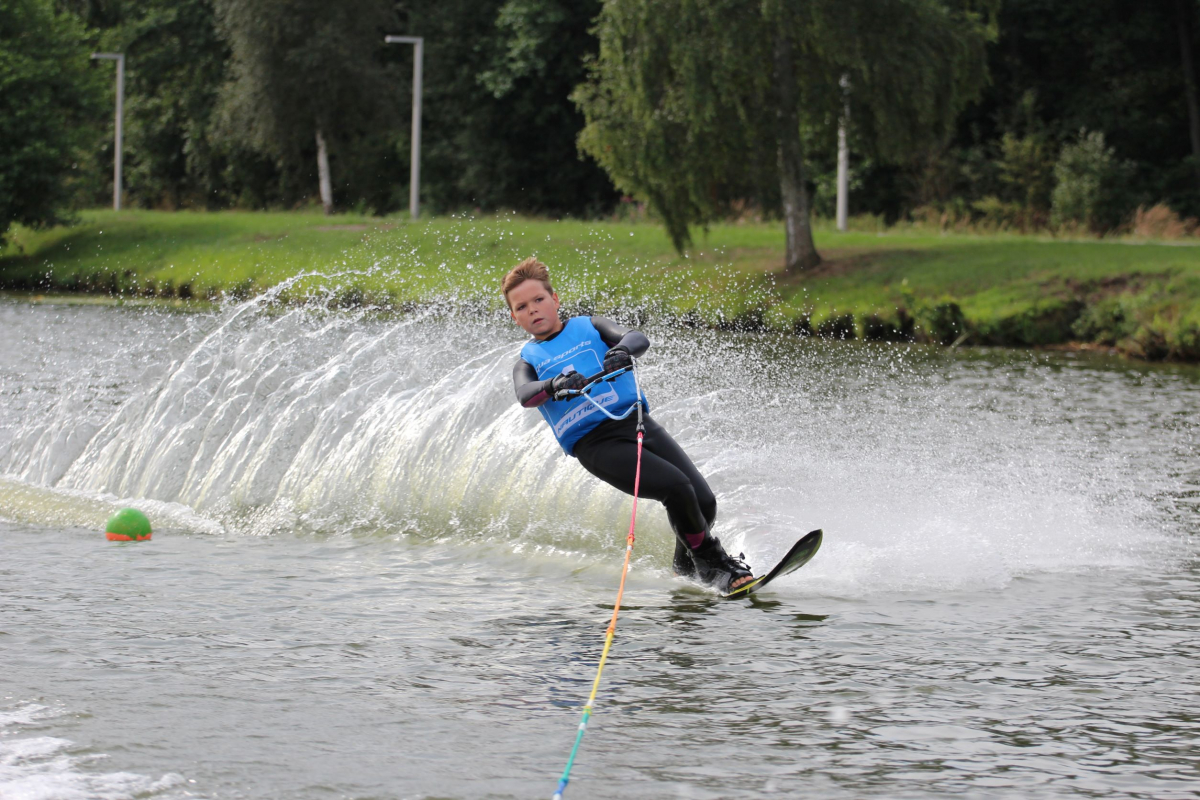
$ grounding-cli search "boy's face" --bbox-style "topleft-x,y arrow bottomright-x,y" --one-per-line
508,280 -> 562,339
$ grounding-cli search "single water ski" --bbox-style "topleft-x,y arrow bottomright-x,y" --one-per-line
722,529 -> 823,599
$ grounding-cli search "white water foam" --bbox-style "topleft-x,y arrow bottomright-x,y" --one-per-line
0,478 -> 225,537
0,703 -> 190,800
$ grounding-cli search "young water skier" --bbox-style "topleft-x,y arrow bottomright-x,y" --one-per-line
504,258 -> 754,593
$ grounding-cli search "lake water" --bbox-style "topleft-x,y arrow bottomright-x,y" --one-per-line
1,294 -> 1197,799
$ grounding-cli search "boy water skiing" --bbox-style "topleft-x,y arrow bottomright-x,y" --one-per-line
504,258 -> 753,593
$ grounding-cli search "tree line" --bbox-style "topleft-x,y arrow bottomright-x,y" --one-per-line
2,0 -> 1199,264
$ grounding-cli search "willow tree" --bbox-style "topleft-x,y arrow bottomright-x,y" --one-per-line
213,0 -> 397,214
575,0 -> 995,271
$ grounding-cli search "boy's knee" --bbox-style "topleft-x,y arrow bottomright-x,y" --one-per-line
693,482 -> 716,527
661,479 -> 697,510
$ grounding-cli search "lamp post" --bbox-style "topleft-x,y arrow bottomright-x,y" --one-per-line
91,52 -> 124,211
385,35 -> 424,220
836,74 -> 849,232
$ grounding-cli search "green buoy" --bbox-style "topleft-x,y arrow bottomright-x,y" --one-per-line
106,508 -> 152,541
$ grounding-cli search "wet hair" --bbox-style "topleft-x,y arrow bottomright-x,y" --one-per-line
502,257 -> 555,308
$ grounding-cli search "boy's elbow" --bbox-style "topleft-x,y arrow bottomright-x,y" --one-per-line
522,390 -> 549,408
518,383 -> 551,407
624,331 -> 650,357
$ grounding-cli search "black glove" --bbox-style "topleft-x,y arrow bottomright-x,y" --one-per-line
550,370 -> 587,400
603,346 -> 633,373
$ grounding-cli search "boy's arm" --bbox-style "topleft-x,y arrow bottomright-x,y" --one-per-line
591,316 -> 650,357
514,358 -> 555,408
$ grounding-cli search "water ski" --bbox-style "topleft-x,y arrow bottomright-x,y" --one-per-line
722,529 -> 823,599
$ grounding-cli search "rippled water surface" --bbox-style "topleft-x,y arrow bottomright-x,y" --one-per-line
1,296 -> 1197,799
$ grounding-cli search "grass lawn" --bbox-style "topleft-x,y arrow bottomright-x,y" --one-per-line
2,209 -> 1198,360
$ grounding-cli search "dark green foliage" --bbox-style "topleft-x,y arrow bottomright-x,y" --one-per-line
816,313 -> 858,340
1050,130 -> 1136,233
792,313 -> 815,337
916,0 -> 1200,225
1071,297 -> 1135,344
574,0 -> 776,251
861,310 -> 915,342
575,0 -> 995,255
919,300 -> 967,345
995,131 -> 1056,227
116,0 -> 273,209
0,0 -> 104,242
15,0 -> 1197,232
213,0 -> 401,211
52,0 -> 295,210
975,300 -> 1085,346
395,0 -> 617,215
717,305 -> 769,333
51,0 -> 615,216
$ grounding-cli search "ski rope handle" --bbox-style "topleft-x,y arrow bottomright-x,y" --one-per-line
552,361 -> 645,800
557,365 -> 639,421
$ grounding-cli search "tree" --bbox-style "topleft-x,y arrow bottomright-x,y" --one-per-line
391,0 -> 618,216
213,0 -> 399,214
0,0 -> 104,243
575,0 -> 994,271
49,0 -> 268,210
1177,0 -> 1200,192
946,0 -> 1200,223
104,0 -> 241,209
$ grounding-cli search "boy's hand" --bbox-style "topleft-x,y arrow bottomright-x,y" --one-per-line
551,370 -> 587,399
603,346 -> 633,373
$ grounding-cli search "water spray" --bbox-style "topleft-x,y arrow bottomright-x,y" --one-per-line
551,363 -> 645,800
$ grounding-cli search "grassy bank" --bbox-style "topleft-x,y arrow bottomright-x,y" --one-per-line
2,210 -> 1198,361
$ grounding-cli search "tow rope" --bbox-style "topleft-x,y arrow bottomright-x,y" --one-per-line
552,363 -> 645,800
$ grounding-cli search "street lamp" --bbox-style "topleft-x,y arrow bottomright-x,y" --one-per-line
836,74 -> 850,232
385,35 -> 424,220
91,52 -> 124,211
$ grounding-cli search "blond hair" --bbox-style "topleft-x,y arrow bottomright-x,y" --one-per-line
502,257 -> 554,308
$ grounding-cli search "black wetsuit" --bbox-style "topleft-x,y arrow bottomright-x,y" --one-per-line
512,317 -> 717,544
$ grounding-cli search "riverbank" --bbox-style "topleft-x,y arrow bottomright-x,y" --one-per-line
2,210 -> 1197,361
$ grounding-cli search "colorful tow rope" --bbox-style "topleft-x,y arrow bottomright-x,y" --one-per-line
552,365 -> 645,800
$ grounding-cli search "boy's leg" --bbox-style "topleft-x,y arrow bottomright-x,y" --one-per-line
575,416 -> 751,591
638,417 -> 717,531
574,423 -> 709,536
626,417 -> 715,576
636,417 -> 751,591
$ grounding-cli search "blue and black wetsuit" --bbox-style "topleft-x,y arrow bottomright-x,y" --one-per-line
512,316 -> 717,563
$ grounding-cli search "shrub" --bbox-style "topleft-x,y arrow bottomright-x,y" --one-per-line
1071,299 -> 1134,344
729,305 -> 768,332
978,300 -> 1085,346
816,312 -> 856,340
971,196 -> 1024,231
996,131 -> 1056,229
1127,325 -> 1170,361
333,286 -> 366,307
1167,322 -> 1200,361
1050,130 -> 1132,233
791,312 -> 813,337
861,310 -> 914,342
919,300 -> 966,345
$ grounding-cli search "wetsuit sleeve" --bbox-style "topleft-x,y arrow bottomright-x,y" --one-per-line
514,358 -> 554,408
590,316 -> 650,357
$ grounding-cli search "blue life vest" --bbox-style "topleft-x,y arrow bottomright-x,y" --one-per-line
520,317 -> 648,455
